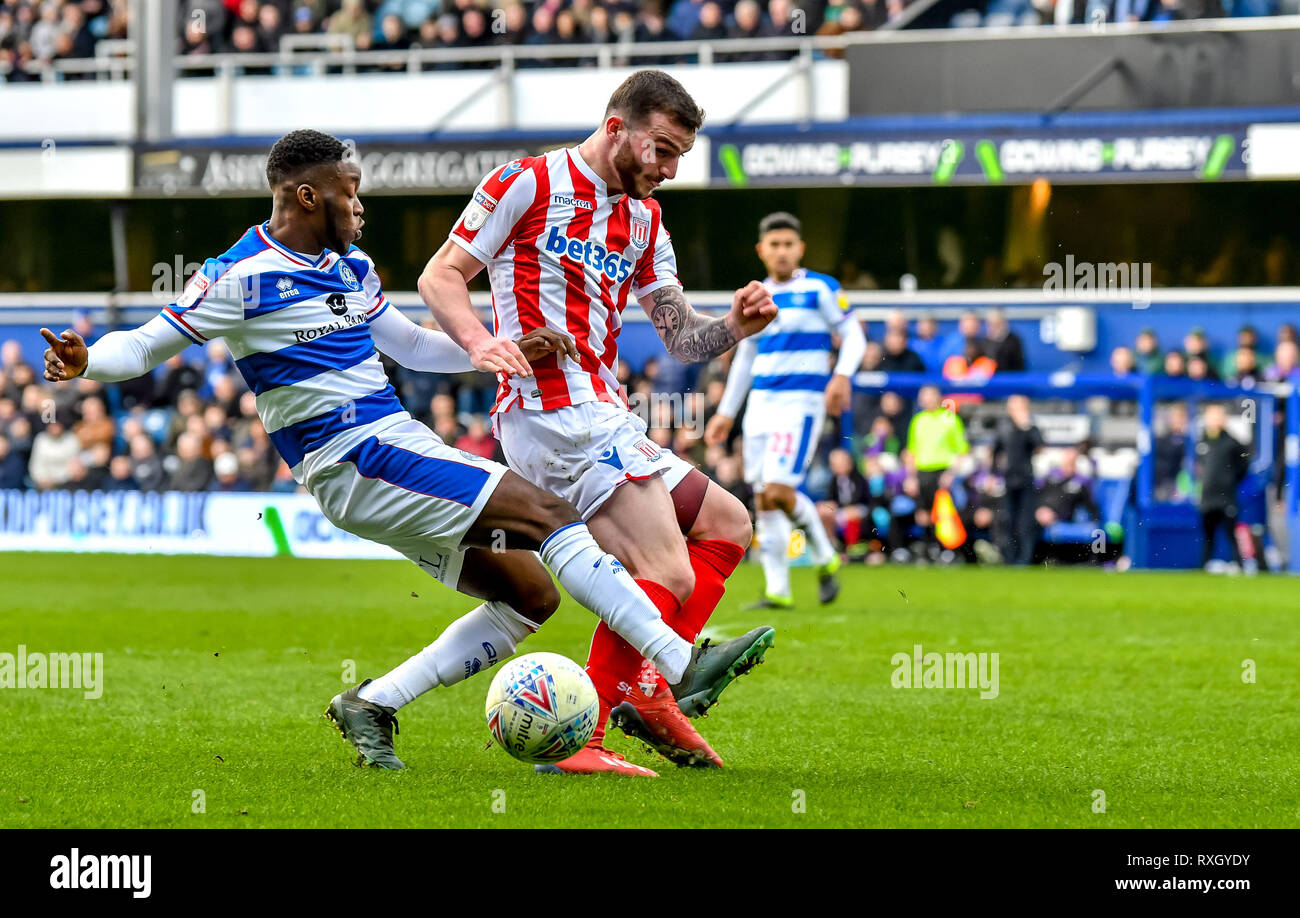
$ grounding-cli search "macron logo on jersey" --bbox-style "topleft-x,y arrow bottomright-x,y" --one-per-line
499,161 -> 525,182
544,226 -> 633,283
553,193 -> 594,211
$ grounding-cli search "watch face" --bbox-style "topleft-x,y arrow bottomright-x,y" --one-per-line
654,309 -> 680,337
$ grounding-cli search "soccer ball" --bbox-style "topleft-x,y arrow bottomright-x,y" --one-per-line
485,652 -> 599,764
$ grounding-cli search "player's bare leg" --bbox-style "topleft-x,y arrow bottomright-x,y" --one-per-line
674,482 -> 782,707
488,473 -> 768,777
609,473 -> 770,750
574,474 -> 773,769
580,475 -> 714,768
327,546 -> 561,769
671,472 -> 759,667
329,470 -> 702,773
466,470 -> 698,693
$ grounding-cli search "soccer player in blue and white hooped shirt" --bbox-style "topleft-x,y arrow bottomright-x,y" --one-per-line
704,212 -> 867,609
40,129 -> 768,773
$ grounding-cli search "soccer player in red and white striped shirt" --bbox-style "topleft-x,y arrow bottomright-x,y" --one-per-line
419,70 -> 779,776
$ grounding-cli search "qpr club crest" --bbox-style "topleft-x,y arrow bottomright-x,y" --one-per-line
339,262 -> 360,291
630,216 -> 650,249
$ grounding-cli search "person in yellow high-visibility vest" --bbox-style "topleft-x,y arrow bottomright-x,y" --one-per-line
903,385 -> 969,555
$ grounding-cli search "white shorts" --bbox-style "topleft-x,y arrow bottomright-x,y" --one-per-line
308,418 -> 509,587
497,400 -> 694,520
742,410 -> 826,490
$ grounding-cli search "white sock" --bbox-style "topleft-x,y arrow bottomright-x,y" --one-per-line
757,509 -> 792,599
358,601 -> 535,710
792,491 -> 836,566
539,521 -> 691,683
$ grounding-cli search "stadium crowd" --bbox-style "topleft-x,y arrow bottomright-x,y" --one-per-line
3,305 -> 1291,569
0,0 -> 1290,80
0,0 -> 123,78
814,309 -> 1292,568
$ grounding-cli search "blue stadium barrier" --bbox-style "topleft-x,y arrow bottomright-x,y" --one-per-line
7,296 -> 1300,378
615,299 -> 1300,378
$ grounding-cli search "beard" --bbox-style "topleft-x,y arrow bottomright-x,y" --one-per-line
612,137 -> 650,200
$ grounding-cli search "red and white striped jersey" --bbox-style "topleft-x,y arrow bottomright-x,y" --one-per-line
448,147 -> 680,415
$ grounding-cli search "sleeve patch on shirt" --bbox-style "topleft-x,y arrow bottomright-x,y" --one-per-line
175,272 -> 211,311
462,190 -> 499,231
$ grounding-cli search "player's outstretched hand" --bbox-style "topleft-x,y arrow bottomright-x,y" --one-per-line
728,280 -> 777,340
40,328 -> 88,382
703,413 -> 733,446
517,328 -> 580,365
470,335 -> 533,378
825,374 -> 852,415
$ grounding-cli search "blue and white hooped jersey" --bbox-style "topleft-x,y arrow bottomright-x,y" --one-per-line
745,268 -> 851,426
160,223 -> 405,482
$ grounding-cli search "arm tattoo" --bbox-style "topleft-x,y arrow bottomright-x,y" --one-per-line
649,286 -> 737,363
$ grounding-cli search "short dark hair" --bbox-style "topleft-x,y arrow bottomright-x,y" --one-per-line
604,70 -> 704,133
266,130 -> 348,187
758,211 -> 801,238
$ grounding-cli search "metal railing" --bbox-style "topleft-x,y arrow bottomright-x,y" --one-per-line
5,32 -> 844,83
5,16 -> 1299,83
172,33 -> 839,78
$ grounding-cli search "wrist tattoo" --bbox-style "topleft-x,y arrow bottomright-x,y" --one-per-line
650,286 -> 737,363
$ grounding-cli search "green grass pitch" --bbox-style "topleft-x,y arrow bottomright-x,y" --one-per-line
1,552 -> 1296,828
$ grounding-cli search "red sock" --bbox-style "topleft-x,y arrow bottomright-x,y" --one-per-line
671,539 -> 745,643
584,578 -> 681,746
644,535 -> 748,691
844,517 -> 861,547
646,539 -> 746,698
